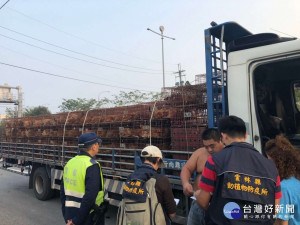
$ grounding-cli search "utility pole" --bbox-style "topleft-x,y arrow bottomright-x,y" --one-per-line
147,26 -> 175,89
17,86 -> 23,117
174,64 -> 185,86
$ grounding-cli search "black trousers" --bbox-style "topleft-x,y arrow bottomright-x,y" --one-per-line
83,212 -> 105,225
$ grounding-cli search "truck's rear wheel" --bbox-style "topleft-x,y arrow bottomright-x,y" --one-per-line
33,167 -> 54,200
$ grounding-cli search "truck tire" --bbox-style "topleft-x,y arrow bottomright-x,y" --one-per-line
33,167 -> 54,200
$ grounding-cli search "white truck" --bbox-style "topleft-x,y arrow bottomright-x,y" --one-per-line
205,21 -> 300,152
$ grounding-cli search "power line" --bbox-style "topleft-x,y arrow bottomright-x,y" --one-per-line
0,44 -> 158,89
0,0 -> 10,10
7,6 -> 177,66
0,25 -> 175,73
0,61 -> 156,92
173,64 -> 186,86
270,28 -> 298,38
0,32 -> 168,75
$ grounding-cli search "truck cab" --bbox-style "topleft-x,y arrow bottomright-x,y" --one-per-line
205,22 -> 300,153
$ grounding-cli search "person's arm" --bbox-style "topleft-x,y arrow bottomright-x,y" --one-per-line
169,212 -> 176,218
194,189 -> 211,210
66,220 -> 75,225
60,179 -> 67,222
275,198 -> 280,216
157,176 -> 177,218
274,219 -> 289,225
72,164 -> 101,225
274,177 -> 291,225
275,175 -> 282,201
196,156 -> 216,210
274,175 -> 282,216
274,197 -> 289,225
180,150 -> 200,196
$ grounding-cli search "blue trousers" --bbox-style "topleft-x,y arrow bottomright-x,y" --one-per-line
187,200 -> 205,225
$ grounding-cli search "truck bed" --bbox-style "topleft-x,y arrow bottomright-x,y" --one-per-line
0,142 -> 191,189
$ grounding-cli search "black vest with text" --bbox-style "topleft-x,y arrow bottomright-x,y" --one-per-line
206,142 -> 278,225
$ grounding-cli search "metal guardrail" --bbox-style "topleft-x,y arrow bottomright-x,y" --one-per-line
0,142 -> 194,183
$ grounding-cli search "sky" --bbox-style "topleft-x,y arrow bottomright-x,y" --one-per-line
0,0 -> 299,114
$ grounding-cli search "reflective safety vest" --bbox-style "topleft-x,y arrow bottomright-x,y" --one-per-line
63,155 -> 104,212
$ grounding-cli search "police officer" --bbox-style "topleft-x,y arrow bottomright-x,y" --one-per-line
60,132 -> 105,225
195,116 -> 282,225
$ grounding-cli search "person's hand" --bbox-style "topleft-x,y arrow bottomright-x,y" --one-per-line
194,190 -> 200,198
66,220 -> 75,225
183,183 -> 194,197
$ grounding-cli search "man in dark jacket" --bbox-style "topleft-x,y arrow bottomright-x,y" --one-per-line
60,132 -> 105,225
123,145 -> 177,225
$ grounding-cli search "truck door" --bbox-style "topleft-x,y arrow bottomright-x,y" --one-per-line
249,55 -> 300,153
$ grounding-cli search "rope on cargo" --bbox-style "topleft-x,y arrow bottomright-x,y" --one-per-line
149,92 -> 164,146
82,110 -> 90,134
181,86 -> 189,154
149,101 -> 157,145
61,111 -> 71,166
119,108 -> 127,148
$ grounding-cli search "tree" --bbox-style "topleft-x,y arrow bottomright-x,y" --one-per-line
59,98 -> 101,112
59,91 -> 161,112
5,106 -> 51,118
95,97 -> 111,109
111,90 -> 161,106
23,106 -> 51,117
5,107 -> 18,118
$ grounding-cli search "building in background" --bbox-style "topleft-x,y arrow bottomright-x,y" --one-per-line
0,84 -> 23,117
195,74 -> 206,84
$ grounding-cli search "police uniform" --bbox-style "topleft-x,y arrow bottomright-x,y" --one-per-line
60,132 -> 104,225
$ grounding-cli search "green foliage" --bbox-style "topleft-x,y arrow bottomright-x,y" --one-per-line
59,98 -> 98,112
58,91 -> 161,112
5,108 -> 18,118
23,106 -> 51,117
111,90 -> 161,106
95,97 -> 111,109
5,106 -> 51,117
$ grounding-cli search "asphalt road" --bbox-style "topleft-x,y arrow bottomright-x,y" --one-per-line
0,168 -> 118,225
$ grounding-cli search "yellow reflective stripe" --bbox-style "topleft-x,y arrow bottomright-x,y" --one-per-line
65,190 -> 84,198
65,201 -> 81,208
100,164 -> 104,189
94,162 -> 104,207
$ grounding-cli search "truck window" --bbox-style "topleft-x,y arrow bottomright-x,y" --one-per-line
253,57 -> 300,148
295,83 -> 300,111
